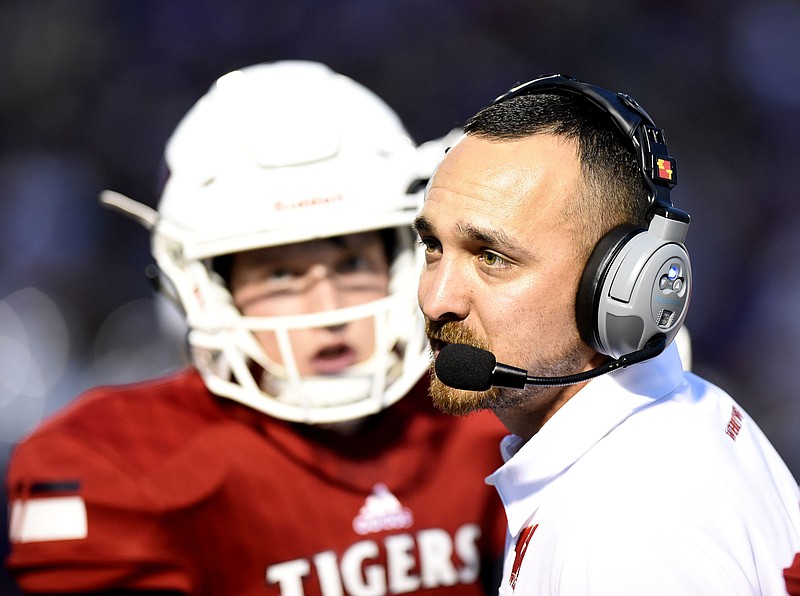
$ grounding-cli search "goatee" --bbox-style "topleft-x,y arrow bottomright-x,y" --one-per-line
425,319 -> 503,416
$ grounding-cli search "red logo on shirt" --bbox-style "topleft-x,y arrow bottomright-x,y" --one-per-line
509,523 -> 538,591
725,405 -> 743,441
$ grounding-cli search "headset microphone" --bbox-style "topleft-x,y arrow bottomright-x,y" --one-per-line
434,334 -> 667,391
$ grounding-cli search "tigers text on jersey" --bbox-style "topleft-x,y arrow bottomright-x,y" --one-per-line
487,342 -> 800,595
6,369 -> 507,595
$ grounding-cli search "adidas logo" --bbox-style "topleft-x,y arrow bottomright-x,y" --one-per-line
352,483 -> 414,535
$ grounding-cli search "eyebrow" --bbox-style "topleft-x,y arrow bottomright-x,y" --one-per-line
413,214 -> 535,260
412,214 -> 433,235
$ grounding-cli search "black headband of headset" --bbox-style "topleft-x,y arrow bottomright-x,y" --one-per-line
492,74 -> 688,223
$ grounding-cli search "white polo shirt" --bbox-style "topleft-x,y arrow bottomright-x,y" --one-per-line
487,342 -> 800,595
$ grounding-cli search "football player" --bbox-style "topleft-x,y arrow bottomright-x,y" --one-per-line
5,61 -> 506,595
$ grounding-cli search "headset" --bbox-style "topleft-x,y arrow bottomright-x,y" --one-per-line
492,74 -> 691,359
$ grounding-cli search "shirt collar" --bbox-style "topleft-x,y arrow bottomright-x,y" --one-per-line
486,340 -> 685,536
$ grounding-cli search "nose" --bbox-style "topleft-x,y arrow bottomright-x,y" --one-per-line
302,264 -> 341,314
418,257 -> 470,322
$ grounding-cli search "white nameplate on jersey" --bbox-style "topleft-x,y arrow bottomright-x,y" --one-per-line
9,496 -> 88,543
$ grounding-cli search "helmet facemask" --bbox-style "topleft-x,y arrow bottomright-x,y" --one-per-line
178,227 -> 429,424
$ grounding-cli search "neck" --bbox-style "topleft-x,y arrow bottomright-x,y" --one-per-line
491,351 -> 607,441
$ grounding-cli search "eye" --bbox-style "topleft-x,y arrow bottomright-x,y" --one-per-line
268,267 -> 294,281
417,238 -> 440,254
480,250 -> 508,268
338,254 -> 371,273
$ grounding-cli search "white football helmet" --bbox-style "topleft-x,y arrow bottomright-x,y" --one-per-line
102,61 -> 430,424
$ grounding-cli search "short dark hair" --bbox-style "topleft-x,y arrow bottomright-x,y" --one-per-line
464,92 -> 651,258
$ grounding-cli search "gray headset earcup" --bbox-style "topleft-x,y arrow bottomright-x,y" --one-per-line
576,225 -> 643,353
593,225 -> 691,358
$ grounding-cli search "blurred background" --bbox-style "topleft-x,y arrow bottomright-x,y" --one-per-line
2,0 -> 799,591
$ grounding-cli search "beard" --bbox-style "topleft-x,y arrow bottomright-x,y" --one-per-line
425,319 -> 589,417
425,319 -> 505,416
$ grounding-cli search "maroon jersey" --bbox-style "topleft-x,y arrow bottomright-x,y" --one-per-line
5,369 -> 506,595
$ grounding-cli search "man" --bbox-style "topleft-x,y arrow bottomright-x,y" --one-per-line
414,74 -> 800,594
5,61 -> 506,595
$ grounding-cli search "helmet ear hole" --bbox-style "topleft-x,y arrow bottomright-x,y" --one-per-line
576,224 -> 642,353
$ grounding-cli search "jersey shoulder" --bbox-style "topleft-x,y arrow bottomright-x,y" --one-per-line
8,368 -> 234,510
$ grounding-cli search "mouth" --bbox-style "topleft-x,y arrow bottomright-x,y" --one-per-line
310,343 -> 359,375
428,338 -> 448,359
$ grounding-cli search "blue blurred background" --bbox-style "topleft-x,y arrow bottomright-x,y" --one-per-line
2,0 -> 800,592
